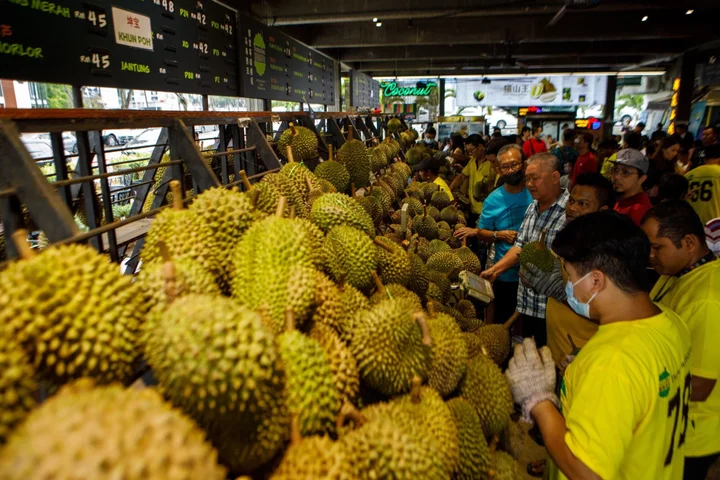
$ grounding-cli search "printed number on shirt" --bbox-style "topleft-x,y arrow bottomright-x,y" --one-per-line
664,372 -> 691,466
688,180 -> 713,202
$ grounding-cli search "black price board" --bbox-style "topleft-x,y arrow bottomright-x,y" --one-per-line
351,70 -> 379,109
237,15 -> 336,105
0,0 -> 239,96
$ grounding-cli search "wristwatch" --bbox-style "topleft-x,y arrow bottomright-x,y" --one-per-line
493,231 -> 497,240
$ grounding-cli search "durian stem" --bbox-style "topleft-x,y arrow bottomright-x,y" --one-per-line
489,434 -> 500,453
370,270 -> 384,292
337,273 -> 346,291
373,237 -> 395,253
426,300 -> 436,318
305,175 -> 314,192
285,308 -> 295,332
410,376 -> 423,404
503,311 -> 521,330
286,145 -> 295,163
289,122 -> 297,136
336,401 -> 367,432
413,312 -> 433,347
347,125 -> 354,141
161,260 -> 178,303
462,237 -> 467,248
540,229 -> 548,247
290,414 -> 302,446
169,180 -> 183,210
401,239 -> 411,249
239,170 -> 253,191
288,205 -> 296,219
423,205 -> 427,219
275,196 -> 287,218
328,144 -> 333,162
248,188 -> 260,208
11,229 -> 35,259
157,240 -> 171,263
351,183 -> 357,198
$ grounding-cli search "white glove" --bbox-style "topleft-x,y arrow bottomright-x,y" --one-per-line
505,338 -> 558,422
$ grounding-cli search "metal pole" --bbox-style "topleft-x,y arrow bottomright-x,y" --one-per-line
439,79 -> 446,117
675,53 -> 695,127
263,99 -> 271,112
603,75 -> 617,140
72,86 -> 83,108
202,94 -> 210,111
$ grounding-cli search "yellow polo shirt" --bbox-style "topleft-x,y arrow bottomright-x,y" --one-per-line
462,156 -> 494,214
433,177 -> 454,201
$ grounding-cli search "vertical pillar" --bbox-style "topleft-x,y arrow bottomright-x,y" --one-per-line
439,78 -> 446,118
348,70 -> 355,110
263,98 -> 271,111
201,94 -> 210,111
675,53 -> 696,128
603,75 -> 617,140
72,86 -> 83,108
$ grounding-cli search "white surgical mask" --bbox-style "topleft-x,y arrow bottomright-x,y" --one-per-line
565,272 -> 597,318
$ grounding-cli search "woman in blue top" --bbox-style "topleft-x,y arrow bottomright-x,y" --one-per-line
455,143 -> 532,324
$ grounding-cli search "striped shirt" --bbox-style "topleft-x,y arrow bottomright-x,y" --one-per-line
514,189 -> 570,318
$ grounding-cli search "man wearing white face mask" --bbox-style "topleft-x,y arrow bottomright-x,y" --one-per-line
506,211 -> 691,480
423,126 -> 439,149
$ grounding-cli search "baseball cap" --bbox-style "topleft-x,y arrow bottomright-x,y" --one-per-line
613,148 -> 649,174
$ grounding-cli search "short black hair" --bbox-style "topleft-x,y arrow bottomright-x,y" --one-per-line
425,127 -> 436,136
574,173 -> 615,209
532,125 -> 543,133
704,125 -> 720,137
424,155 -> 444,176
623,131 -> 642,150
598,139 -> 619,151
552,211 -> 650,293
562,123 -> 569,129
486,137 -> 511,156
637,122 -> 646,129
465,134 -> 485,147
580,132 -> 594,145
450,133 -> 465,150
657,123 -> 664,128
521,126 -> 531,134
493,126 -> 501,132
657,174 -> 689,202
642,199 -> 706,248
705,143 -> 720,160
563,128 -> 577,142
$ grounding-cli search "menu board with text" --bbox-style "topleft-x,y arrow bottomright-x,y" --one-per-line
351,70 -> 379,109
1,0 -> 239,96
237,15 -> 336,104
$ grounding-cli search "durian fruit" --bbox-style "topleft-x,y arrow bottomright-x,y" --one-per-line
0,339 -> 37,444
518,229 -> 554,272
459,354 -> 514,439
421,238 -> 452,261
0,235 -> 143,387
142,181 -> 218,284
413,206 -> 440,240
464,331 -> 485,358
280,159 -> 313,199
240,170 -> 281,215
427,270 -> 452,303
323,225 -> 377,292
440,205 -> 459,226
278,311 -> 341,437
135,257 -> 220,312
370,183 -> 393,213
489,451 -> 522,480
387,118 -> 402,132
387,138 -> 401,158
427,250 -> 464,279
404,183 -> 425,200
391,160 -> 412,179
456,241 -> 482,275
315,160 -> 350,194
425,302 -> 468,397
270,431 -> 345,480
309,323 -> 360,405
400,196 -> 424,217
456,298 -> 477,319
350,298 -> 433,396
442,303 -> 483,332
278,123 -> 319,161
232,209 -> 319,334
426,282 -> 445,304
472,312 -> 519,364
377,142 -> 394,164
310,192 -> 375,235
355,193 -> 383,227
447,397 -> 491,479
407,251 -> 431,298
369,146 -> 388,172
338,413 -> 446,479
309,270 -> 345,335
431,190 -> 451,210
374,236 -> 412,286
337,128 -> 371,189
0,379 -> 227,479
261,172 -> 308,219
381,173 -> 404,199
336,278 -> 371,344
457,210 -> 468,225
421,181 -> 440,202
427,205 -> 441,221
369,271 -> 422,310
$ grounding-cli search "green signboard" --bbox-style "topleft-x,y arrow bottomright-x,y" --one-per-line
380,81 -> 437,97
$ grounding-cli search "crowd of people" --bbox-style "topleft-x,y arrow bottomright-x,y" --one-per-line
420,121 -> 720,479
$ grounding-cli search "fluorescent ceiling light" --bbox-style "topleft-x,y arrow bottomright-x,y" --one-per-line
376,22 -> 382,27
641,15 -> 648,21
685,9 -> 693,14
373,17 -> 378,22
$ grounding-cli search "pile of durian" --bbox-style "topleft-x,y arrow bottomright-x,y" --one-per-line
0,124 -> 522,479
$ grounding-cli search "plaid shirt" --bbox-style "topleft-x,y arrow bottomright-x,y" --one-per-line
514,189 -> 569,318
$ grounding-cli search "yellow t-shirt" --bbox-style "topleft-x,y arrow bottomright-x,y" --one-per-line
685,165 -> 720,227
462,157 -> 494,214
433,177 -> 454,201
545,298 -> 598,366
554,308 -> 691,480
650,260 -> 720,457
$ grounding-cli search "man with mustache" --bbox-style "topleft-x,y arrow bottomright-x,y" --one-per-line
611,148 -> 652,225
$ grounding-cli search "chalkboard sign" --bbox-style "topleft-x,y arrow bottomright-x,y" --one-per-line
237,15 -> 336,105
1,0 -> 239,96
350,70 -> 379,109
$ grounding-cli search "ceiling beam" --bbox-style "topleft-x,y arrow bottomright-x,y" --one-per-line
332,40 -> 689,63
281,12 -> 709,49
354,57 -> 649,73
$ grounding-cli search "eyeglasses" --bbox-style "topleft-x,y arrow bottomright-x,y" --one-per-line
499,162 -> 522,172
610,166 -> 640,178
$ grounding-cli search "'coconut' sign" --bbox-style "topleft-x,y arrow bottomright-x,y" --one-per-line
380,81 -> 437,97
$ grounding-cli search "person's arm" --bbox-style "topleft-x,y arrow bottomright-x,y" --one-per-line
448,172 -> 467,192
692,376 -> 717,402
480,246 -> 521,281
532,402 -> 603,480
